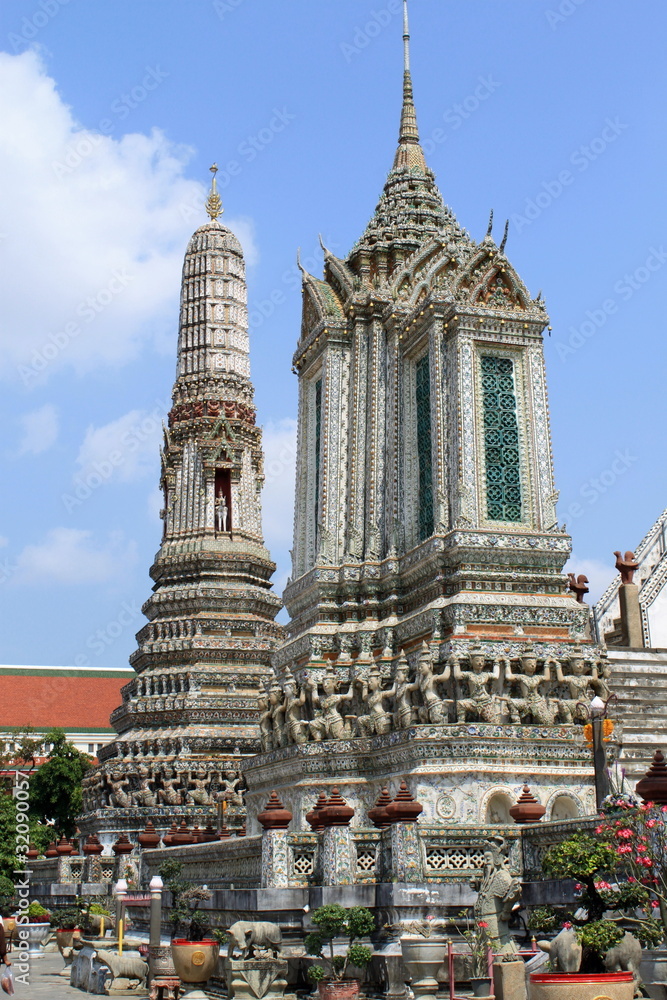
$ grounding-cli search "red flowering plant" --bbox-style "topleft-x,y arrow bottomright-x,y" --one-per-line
458,910 -> 492,978
534,826 -> 664,970
594,800 -> 667,941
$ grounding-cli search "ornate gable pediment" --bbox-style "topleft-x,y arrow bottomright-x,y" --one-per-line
455,248 -> 530,310
300,276 -> 345,341
324,255 -> 355,305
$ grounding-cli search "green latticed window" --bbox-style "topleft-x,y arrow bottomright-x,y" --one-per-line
481,355 -> 522,522
416,353 -> 434,540
314,378 -> 322,529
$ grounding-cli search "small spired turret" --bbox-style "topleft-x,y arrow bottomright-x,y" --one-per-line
78,169 -> 283,849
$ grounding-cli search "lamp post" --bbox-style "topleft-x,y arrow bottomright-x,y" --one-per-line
113,878 -> 128,955
149,875 -> 163,949
590,695 -> 610,811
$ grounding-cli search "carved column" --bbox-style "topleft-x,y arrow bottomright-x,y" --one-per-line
258,792 -> 292,888
319,788 -> 355,886
387,822 -> 423,883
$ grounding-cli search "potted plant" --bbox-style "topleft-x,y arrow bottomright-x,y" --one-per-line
527,829 -> 660,999
51,906 -> 82,952
459,914 -> 493,998
22,902 -> 52,956
305,904 -> 374,1000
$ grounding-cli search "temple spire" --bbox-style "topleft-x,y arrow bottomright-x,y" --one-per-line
205,163 -> 223,221
394,0 -> 426,170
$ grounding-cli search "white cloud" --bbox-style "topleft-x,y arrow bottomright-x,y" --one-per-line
261,418 -> 297,553
0,50 -> 257,384
564,555 -> 617,605
13,527 -> 137,585
74,406 -> 166,485
0,537 -> 8,548
147,486 -> 164,524
17,403 -> 58,455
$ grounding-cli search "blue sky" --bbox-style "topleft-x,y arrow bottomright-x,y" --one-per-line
0,0 -> 665,668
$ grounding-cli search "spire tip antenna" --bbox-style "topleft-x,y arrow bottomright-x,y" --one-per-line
205,162 -> 223,221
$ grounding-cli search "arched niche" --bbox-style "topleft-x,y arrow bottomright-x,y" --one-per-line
485,791 -> 514,825
549,794 -> 580,822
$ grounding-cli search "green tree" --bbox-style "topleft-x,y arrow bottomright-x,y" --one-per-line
0,790 -> 53,880
0,728 -> 46,771
29,729 -> 92,837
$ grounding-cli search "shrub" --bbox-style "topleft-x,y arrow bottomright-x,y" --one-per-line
305,904 -> 374,982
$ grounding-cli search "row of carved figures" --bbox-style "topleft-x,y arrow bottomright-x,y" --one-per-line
81,766 -> 245,811
259,644 -> 612,748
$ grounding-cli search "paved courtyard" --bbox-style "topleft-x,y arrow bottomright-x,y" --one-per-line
5,952 -> 150,998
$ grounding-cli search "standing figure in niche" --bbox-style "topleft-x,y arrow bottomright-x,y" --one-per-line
215,493 -> 229,533
283,673 -> 309,744
453,647 -> 501,723
393,651 -> 420,729
215,770 -> 244,808
258,692 -> 273,751
416,642 -> 452,724
589,653 -> 612,702
157,768 -> 183,806
268,685 -> 287,748
187,769 -> 212,806
356,668 -> 393,736
108,771 -> 132,808
553,653 -> 591,724
308,671 -> 355,741
133,765 -> 157,807
505,651 -> 558,726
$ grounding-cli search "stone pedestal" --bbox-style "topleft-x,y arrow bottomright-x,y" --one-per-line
261,828 -> 290,887
223,958 -> 288,1000
493,960 -> 527,1000
388,822 -> 423,882
321,826 -> 354,885
619,583 -> 644,647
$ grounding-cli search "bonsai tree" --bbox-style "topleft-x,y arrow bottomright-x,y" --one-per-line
158,859 -> 212,941
305,904 -> 374,983
173,887 -> 213,941
533,829 -> 663,972
50,906 -> 82,930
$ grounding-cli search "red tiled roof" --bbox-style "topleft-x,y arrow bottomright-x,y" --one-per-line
0,669 -> 133,731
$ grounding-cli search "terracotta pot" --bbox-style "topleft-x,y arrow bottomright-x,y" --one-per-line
637,750 -> 667,805
319,788 -> 354,828
170,939 -> 219,983
83,834 -> 104,855
137,821 -> 160,849
317,979 -> 360,1000
385,781 -> 423,823
56,928 -> 81,949
257,791 -> 292,830
509,784 -> 546,824
368,787 -> 392,829
529,971 -> 635,1000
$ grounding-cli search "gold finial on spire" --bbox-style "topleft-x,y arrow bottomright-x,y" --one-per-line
205,163 -> 223,221
394,0 -> 426,171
